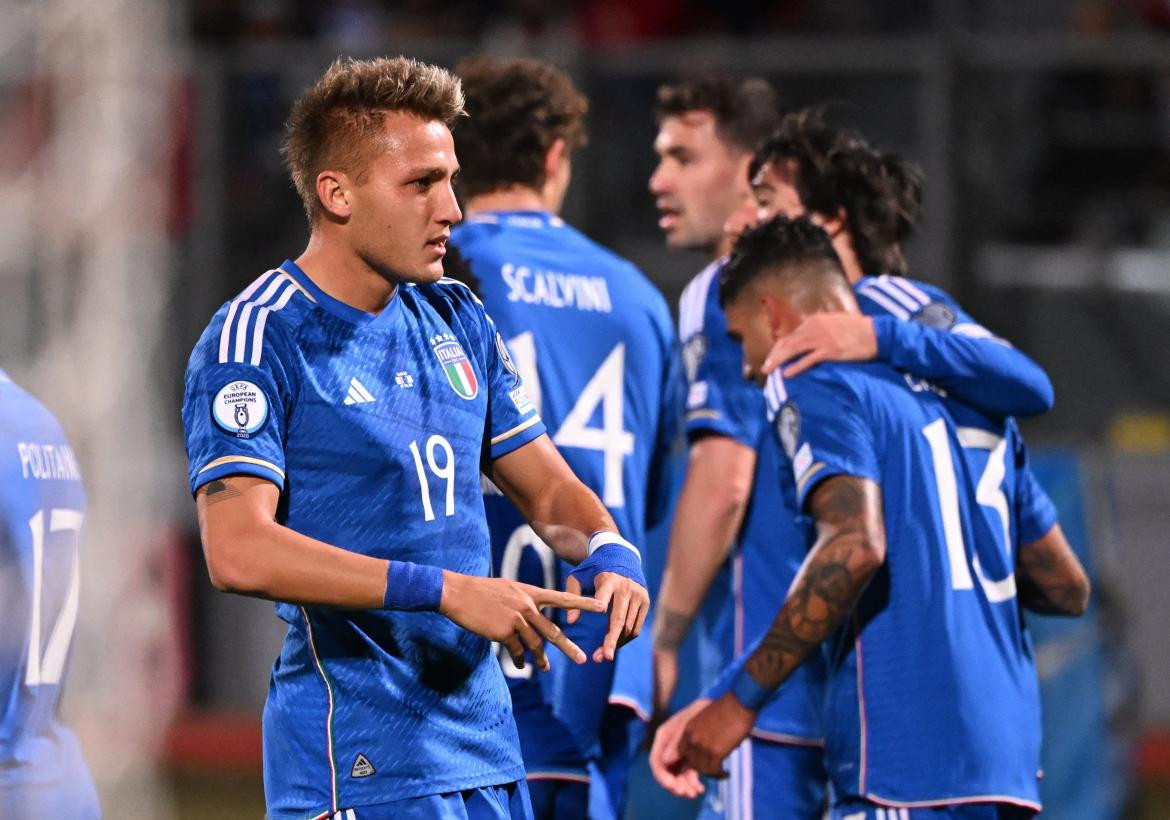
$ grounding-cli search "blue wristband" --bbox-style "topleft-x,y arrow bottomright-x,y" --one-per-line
567,532 -> 646,595
730,670 -> 772,712
383,560 -> 444,612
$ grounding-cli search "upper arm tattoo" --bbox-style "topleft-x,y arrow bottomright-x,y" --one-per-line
743,475 -> 884,691
201,478 -> 243,506
1016,527 -> 1089,616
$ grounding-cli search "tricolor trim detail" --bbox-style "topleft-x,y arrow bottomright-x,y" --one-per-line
302,607 -> 339,815
526,770 -> 591,784
607,694 -> 650,722
197,455 -> 285,480
219,269 -> 308,366
489,415 -> 541,446
867,793 -> 1043,813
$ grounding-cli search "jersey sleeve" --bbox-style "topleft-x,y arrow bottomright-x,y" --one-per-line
182,320 -> 295,493
857,276 -> 1054,419
646,300 -> 686,531
678,274 -> 765,448
1009,426 -> 1060,544
765,369 -> 880,512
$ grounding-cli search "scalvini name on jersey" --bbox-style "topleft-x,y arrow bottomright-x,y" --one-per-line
500,263 -> 613,313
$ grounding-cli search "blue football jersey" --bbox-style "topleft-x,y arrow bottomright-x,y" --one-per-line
678,261 -> 824,744
763,360 -> 1044,810
182,260 -> 546,818
0,370 -> 99,818
452,211 -> 682,770
855,274 -> 1058,544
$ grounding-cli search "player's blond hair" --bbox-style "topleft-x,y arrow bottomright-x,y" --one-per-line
282,56 -> 465,222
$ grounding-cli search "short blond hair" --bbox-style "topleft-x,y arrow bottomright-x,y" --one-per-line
281,56 -> 465,222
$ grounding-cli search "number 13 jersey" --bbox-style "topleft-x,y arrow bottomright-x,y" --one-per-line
182,260 -> 545,819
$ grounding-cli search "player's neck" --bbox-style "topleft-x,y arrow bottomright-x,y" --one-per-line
831,232 -> 864,284
295,234 -> 398,315
464,187 -> 551,217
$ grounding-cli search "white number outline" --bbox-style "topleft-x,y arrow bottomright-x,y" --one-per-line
494,524 -> 558,680
508,334 -> 635,508
922,419 -> 1016,602
409,435 -> 456,522
26,508 -> 83,686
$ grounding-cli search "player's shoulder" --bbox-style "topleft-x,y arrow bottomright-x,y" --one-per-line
678,259 -> 725,340
0,371 -> 63,432
768,360 -> 885,414
188,265 -> 310,372
855,273 -> 960,324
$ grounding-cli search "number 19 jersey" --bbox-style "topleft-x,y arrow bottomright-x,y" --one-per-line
0,370 -> 99,818
182,260 -> 545,819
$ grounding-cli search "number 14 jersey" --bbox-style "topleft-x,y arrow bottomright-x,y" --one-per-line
182,260 -> 545,819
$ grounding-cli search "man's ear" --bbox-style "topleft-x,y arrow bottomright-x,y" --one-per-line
811,207 -> 847,239
760,291 -> 787,338
544,138 -> 566,182
315,170 -> 353,220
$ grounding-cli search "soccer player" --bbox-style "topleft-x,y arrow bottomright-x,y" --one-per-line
649,76 -> 839,818
181,57 -> 649,820
672,216 -> 1090,817
449,57 -> 681,820
0,369 -> 100,818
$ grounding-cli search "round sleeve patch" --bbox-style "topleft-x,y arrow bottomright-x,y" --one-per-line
777,402 -> 800,459
211,380 -> 269,438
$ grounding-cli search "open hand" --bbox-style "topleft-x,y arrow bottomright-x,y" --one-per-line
565,571 -> 650,662
762,312 -> 877,377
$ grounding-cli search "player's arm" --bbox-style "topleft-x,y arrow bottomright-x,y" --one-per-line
196,474 -> 601,670
673,475 -> 885,777
762,310 -> 1054,419
487,433 -> 650,662
1016,523 -> 1090,616
652,434 -> 755,716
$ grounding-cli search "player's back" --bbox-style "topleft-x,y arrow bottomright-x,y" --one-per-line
454,211 -> 677,543
769,360 -> 1042,810
0,370 -> 99,818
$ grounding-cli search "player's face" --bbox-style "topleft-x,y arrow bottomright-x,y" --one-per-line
649,111 -> 751,252
347,113 -> 462,285
725,292 -> 796,386
751,159 -> 806,222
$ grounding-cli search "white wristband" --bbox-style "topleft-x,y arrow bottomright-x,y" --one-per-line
587,531 -> 640,559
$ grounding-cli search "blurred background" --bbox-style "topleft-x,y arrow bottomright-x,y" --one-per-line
2,0 -> 1168,816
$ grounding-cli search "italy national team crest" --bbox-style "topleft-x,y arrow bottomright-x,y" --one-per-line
431,334 -> 479,400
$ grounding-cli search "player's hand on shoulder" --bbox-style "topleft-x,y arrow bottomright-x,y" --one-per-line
678,691 -> 756,778
565,570 -> 650,663
762,312 -> 877,377
648,697 -> 710,798
438,572 -> 604,671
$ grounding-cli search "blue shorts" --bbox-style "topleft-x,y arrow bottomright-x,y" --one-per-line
830,798 -> 1038,819
699,737 -> 826,820
315,781 -> 533,819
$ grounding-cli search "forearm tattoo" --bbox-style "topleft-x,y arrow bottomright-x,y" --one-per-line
202,478 -> 242,506
744,476 -> 883,690
1016,532 -> 1089,616
653,607 -> 693,651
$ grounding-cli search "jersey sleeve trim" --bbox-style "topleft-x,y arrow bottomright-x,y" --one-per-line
488,420 -> 547,461
194,455 -> 286,491
490,415 -> 542,446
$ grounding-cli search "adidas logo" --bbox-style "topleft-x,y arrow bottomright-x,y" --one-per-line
350,753 -> 375,778
343,378 -> 375,406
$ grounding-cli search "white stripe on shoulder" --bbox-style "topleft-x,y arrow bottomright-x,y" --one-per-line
678,262 -> 722,340
220,270 -> 303,365
439,276 -> 484,306
884,275 -> 931,305
764,370 -> 787,412
248,280 -> 299,366
870,277 -> 920,311
219,269 -> 280,363
857,285 -> 911,320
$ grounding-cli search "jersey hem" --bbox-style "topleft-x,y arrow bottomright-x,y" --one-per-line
684,418 -> 756,448
863,791 -> 1042,812
607,694 -> 650,722
488,418 -> 545,460
748,728 -> 825,747
269,767 -> 529,818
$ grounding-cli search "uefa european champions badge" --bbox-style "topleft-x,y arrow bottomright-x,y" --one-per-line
495,331 -> 520,386
431,334 -> 479,400
212,380 -> 269,438
682,333 -> 707,384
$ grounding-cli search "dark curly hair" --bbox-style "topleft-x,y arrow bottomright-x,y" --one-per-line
655,73 -> 779,153
452,57 -> 587,199
751,108 -> 923,276
719,215 -> 844,308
